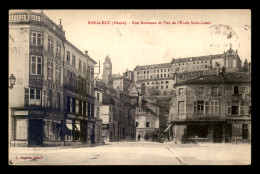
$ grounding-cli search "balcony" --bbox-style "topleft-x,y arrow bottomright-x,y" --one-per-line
30,45 -> 43,55
170,113 -> 226,122
9,11 -> 65,39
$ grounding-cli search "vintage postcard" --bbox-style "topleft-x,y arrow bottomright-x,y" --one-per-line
8,9 -> 251,165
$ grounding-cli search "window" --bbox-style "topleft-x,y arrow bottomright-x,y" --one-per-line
29,88 -> 41,105
227,101 -> 231,115
55,64 -> 61,82
161,86 -> 163,89
56,42 -> 61,57
179,88 -> 184,95
72,55 -> 76,66
79,59 -> 82,70
166,85 -> 168,89
56,93 -> 60,110
164,74 -> 166,77
240,101 -> 245,115
211,87 -> 219,95
96,107 -> 100,118
146,122 -> 150,128
48,37 -> 53,52
97,92 -> 100,101
205,65 -> 208,68
210,100 -> 219,114
75,100 -> 79,114
83,62 -> 87,74
242,124 -> 249,139
31,32 -> 42,45
233,86 -> 239,94
231,101 -> 239,115
67,51 -> 70,62
16,119 -> 28,140
198,87 -> 204,95
31,56 -> 42,75
194,101 -> 197,114
205,101 -> 209,114
197,100 -> 204,114
47,59 -> 53,79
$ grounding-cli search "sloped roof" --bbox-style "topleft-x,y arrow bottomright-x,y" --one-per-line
134,63 -> 171,71
222,72 -> 251,83
174,72 -> 251,87
175,75 -> 224,86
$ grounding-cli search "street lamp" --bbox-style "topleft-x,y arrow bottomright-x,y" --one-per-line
9,74 -> 16,89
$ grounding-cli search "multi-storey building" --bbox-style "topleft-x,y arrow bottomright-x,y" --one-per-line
135,105 -> 160,141
96,81 -> 136,142
168,70 -> 251,143
133,47 -> 242,99
9,10 -> 100,147
171,47 -> 242,73
134,63 -> 174,98
9,10 -> 66,146
113,76 -> 133,93
63,41 -> 98,146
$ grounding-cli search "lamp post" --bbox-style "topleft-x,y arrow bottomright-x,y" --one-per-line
9,74 -> 16,89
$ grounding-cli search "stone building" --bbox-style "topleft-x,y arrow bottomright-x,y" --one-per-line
96,81 -> 136,142
113,76 -> 133,93
168,70 -> 251,143
9,10 -> 66,147
9,10 -> 100,147
63,40 -> 98,146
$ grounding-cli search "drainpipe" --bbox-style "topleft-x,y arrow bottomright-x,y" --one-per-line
61,38 -> 66,146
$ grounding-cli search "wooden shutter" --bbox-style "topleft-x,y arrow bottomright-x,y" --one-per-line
24,88 -> 29,106
208,87 -> 211,94
231,86 -> 234,94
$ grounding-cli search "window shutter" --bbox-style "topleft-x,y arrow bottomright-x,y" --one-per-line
176,89 -> 179,95
24,88 -> 29,106
231,86 -> 234,94
184,88 -> 187,95
208,87 -> 211,94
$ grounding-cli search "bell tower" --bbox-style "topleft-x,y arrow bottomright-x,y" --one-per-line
102,55 -> 113,86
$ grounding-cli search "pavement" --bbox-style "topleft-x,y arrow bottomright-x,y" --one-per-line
164,142 -> 251,165
8,141 -> 251,165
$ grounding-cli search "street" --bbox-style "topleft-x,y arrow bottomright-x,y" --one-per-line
8,141 -> 251,165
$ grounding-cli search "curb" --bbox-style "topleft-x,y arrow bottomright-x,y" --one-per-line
163,143 -> 191,165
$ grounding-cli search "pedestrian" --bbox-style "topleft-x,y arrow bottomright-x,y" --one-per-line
138,134 -> 141,141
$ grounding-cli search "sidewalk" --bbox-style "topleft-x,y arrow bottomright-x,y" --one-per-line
164,142 -> 251,165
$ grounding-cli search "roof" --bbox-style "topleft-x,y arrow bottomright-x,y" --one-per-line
174,72 -> 251,87
222,72 -> 251,83
175,75 -> 224,86
134,63 -> 172,71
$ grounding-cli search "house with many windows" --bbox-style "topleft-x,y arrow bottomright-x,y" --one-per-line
9,10 -> 100,147
9,10 -> 66,146
168,70 -> 251,143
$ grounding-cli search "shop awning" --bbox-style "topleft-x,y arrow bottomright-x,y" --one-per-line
163,124 -> 172,133
75,124 -> 80,131
66,124 -> 73,130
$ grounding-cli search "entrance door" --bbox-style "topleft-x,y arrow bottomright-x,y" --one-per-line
213,124 -> 223,143
29,119 -> 43,146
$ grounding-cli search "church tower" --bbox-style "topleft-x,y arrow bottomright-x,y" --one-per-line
102,55 -> 113,86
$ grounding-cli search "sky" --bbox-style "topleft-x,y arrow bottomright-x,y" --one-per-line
31,9 -> 251,77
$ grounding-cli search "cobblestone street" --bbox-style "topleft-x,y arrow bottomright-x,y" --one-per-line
9,141 -> 251,165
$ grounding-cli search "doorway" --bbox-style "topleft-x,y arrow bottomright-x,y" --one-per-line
29,119 -> 43,146
213,123 -> 223,143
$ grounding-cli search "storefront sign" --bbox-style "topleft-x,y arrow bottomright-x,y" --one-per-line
14,110 -> 28,116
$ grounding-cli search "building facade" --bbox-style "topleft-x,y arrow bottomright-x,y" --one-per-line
96,81 -> 136,142
168,70 -> 251,143
9,10 -> 66,147
9,10 -> 101,147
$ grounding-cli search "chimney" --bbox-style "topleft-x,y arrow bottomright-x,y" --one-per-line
85,50 -> 88,55
216,63 -> 220,76
58,19 -> 63,30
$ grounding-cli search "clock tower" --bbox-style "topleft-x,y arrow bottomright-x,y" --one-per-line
102,55 -> 113,86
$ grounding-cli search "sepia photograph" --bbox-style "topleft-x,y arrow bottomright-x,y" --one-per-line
8,9 -> 251,165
